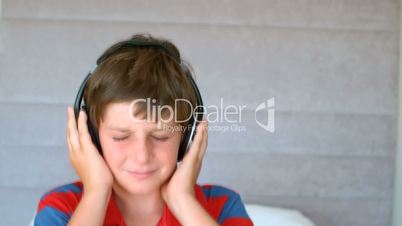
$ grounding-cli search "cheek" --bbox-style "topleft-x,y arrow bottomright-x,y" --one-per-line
152,137 -> 181,163
160,142 -> 179,162
100,137 -> 126,167
157,142 -> 179,175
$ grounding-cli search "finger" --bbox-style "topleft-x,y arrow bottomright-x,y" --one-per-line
194,120 -> 207,160
198,120 -> 208,160
67,136 -> 76,164
66,106 -> 73,146
193,121 -> 208,181
77,109 -> 94,149
67,106 -> 80,151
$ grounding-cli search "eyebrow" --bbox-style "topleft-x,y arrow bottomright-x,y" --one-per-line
106,126 -> 166,132
106,126 -> 132,132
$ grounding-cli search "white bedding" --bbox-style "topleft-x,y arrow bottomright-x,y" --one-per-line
245,204 -> 315,226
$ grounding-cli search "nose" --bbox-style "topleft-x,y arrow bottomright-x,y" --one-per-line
128,136 -> 153,164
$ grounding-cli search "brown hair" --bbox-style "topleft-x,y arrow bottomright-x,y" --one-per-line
83,34 -> 198,137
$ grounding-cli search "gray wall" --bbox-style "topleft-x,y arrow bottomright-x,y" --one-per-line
0,1 -> 400,226
393,2 -> 402,226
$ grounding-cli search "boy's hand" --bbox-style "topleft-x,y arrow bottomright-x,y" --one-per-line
161,119 -> 209,218
66,106 -> 114,194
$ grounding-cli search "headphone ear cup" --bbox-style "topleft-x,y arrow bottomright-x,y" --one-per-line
83,106 -> 103,155
177,117 -> 197,162
177,129 -> 190,162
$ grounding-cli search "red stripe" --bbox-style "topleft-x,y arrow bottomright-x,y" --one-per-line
221,217 -> 254,226
38,191 -> 82,214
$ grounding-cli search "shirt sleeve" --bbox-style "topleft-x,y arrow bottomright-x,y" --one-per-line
218,192 -> 254,226
33,183 -> 82,226
34,206 -> 70,226
200,185 -> 254,226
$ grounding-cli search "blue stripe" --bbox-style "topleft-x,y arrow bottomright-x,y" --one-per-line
201,185 -> 250,224
217,192 -> 250,224
34,206 -> 71,226
201,185 -> 237,198
41,183 -> 82,201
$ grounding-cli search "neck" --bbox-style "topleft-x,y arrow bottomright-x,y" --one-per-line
112,184 -> 165,219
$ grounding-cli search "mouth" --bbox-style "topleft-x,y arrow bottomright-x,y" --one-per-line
124,169 -> 156,180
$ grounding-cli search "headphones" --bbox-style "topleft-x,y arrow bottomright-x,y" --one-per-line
73,39 -> 204,161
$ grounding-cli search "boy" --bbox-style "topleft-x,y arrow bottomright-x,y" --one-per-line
34,34 -> 253,226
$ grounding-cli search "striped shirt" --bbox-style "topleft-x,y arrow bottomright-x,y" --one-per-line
34,181 -> 254,226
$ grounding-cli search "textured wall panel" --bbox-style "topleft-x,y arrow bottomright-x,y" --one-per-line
2,0 -> 399,31
0,20 -> 398,114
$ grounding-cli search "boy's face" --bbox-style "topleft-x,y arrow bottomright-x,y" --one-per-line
98,101 -> 182,195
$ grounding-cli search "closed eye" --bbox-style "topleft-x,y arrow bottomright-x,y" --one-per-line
113,136 -> 129,142
153,136 -> 169,141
